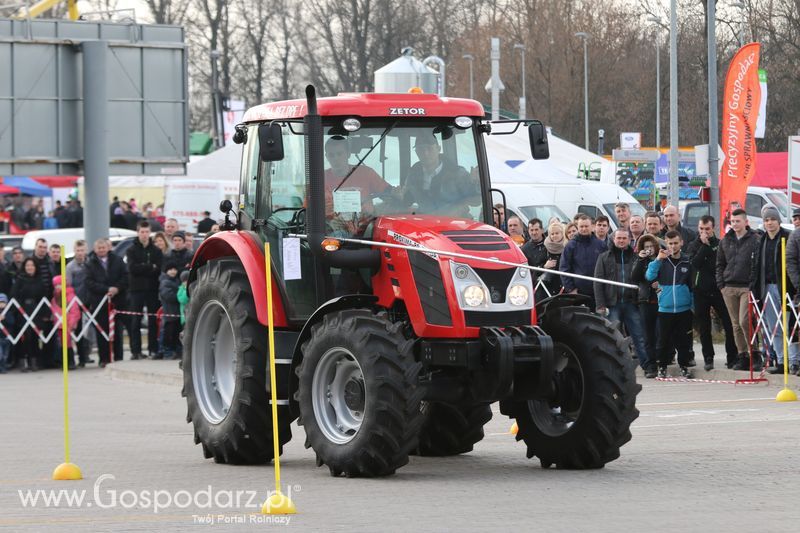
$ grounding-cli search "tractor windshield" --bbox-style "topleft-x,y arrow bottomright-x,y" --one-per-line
323,120 -> 483,238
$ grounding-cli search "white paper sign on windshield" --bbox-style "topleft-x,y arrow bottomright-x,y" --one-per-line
333,190 -> 362,213
282,237 -> 301,280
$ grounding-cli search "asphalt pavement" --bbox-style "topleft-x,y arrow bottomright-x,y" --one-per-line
1,347 -> 799,532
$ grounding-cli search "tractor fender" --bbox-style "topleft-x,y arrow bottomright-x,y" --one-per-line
189,230 -> 287,328
534,292 -> 592,319
288,294 -> 379,416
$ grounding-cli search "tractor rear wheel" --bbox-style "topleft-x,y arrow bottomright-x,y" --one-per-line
415,402 -> 493,456
295,309 -> 424,477
502,306 -> 640,469
182,258 -> 292,464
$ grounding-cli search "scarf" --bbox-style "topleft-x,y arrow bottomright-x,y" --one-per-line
544,236 -> 565,255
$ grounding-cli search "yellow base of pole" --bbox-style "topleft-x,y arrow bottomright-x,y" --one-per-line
52,462 -> 82,480
776,388 -> 798,403
510,422 -> 518,435
261,491 -> 296,515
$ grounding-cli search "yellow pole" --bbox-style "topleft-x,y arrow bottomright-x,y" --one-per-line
52,245 -> 82,480
777,238 -> 797,402
261,242 -> 296,514
67,0 -> 79,20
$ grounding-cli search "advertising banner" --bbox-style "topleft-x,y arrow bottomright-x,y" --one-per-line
789,136 -> 800,208
755,69 -> 767,139
719,43 -> 762,226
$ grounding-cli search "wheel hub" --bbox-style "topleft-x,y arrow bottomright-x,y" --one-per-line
527,342 -> 584,437
344,378 -> 365,412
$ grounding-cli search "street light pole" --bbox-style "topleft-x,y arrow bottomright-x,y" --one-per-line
514,43 -> 526,120
669,0 -> 679,208
648,16 -> 662,149
575,32 -> 589,150
462,54 -> 474,100
708,0 -> 721,223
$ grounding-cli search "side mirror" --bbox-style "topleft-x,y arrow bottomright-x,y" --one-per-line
528,122 -> 549,160
258,123 -> 284,161
219,199 -> 233,213
232,126 -> 247,145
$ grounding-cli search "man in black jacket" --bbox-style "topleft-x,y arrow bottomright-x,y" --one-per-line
31,238 -> 55,297
686,215 -> 738,370
716,208 -> 761,370
754,204 -> 798,374
125,221 -> 163,360
85,238 -> 128,366
522,218 -> 547,267
661,205 -> 697,244
594,230 -> 649,371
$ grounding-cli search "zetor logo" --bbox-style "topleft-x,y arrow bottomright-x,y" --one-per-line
389,107 -> 426,115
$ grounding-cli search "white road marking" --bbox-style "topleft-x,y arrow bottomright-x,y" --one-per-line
638,397 -> 775,407
634,417 -> 800,429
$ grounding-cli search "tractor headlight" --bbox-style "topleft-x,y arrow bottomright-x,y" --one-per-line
463,285 -> 486,307
508,284 -> 529,306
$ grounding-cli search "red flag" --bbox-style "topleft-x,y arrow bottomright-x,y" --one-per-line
719,43 -> 762,229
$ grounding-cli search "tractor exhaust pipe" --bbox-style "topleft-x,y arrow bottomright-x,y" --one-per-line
305,85 -> 325,258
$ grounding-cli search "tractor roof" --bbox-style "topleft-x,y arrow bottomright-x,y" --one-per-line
242,93 -> 485,123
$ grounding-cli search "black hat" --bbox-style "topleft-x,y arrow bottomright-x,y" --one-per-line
173,231 -> 186,241
793,208 -> 800,218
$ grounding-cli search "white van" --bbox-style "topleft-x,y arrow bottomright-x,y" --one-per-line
682,186 -> 793,232
494,179 -> 646,230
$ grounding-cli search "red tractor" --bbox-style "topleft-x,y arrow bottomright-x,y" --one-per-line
182,86 -> 640,477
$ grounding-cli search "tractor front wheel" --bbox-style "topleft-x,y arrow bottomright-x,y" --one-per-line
502,306 -> 641,469
295,309 -> 424,477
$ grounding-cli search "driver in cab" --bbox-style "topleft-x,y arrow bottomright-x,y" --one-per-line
403,134 -> 473,213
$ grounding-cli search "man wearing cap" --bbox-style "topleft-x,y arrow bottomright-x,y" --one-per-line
163,231 -> 193,275
792,208 -> 800,230
196,211 -> 216,234
403,134 -> 473,212
754,204 -> 797,374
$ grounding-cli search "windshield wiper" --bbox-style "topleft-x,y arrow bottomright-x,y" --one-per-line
334,120 -> 398,192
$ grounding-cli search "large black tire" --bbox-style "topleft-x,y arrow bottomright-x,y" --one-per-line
295,309 -> 424,477
415,402 -> 493,456
502,306 -> 640,469
182,258 -> 292,464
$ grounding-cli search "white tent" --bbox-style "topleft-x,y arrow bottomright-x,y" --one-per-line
484,127 -> 615,184
186,143 -> 242,181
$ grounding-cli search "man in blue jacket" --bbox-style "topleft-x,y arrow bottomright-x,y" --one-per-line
646,230 -> 694,378
559,214 -> 607,310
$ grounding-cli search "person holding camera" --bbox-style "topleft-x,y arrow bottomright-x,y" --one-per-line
631,234 -> 661,378
685,215 -> 738,371
646,230 -> 694,378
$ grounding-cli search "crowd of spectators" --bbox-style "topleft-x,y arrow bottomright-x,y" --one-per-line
0,212 -> 206,373
502,201 -> 800,379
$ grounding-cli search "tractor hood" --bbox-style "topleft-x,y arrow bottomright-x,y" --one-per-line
372,215 -> 526,264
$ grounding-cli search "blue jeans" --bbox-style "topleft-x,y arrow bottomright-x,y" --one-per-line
763,284 -> 799,366
609,302 -> 649,370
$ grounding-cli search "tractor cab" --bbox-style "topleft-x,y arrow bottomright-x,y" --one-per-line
233,91 -> 547,323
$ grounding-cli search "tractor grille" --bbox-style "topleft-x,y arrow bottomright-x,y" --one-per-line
473,267 -> 516,304
409,252 -> 452,326
465,310 -> 531,327
441,230 -> 510,251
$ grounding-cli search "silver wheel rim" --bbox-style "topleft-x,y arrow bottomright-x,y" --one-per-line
527,342 -> 584,437
192,300 -> 237,424
312,347 -> 365,444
